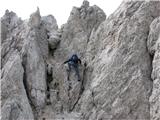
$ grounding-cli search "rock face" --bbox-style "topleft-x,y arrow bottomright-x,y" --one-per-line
1,8 -> 58,119
1,11 -> 34,120
148,16 -> 160,120
1,51 -> 34,120
1,1 -> 160,120
77,1 -> 160,120
48,0 -> 106,114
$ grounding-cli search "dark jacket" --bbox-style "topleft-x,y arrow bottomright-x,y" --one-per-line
64,54 -> 81,64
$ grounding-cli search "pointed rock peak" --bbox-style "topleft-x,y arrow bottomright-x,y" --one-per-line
35,7 -> 41,19
81,0 -> 90,8
2,9 -> 17,19
29,7 -> 41,28
1,9 -> 22,32
5,9 -> 9,14
36,7 -> 40,15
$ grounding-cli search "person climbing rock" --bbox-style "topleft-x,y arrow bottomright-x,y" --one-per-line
63,54 -> 81,81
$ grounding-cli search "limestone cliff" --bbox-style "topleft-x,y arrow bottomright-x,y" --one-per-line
1,0 -> 160,120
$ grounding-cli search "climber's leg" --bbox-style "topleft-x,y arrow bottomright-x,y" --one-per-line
67,62 -> 72,80
73,65 -> 81,81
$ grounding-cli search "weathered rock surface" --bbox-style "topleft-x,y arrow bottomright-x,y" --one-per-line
48,0 -> 106,113
77,1 -> 160,120
1,8 -> 58,119
1,51 -> 34,120
1,1 -> 160,120
148,16 -> 160,120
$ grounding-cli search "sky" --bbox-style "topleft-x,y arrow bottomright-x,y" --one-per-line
0,0 -> 122,27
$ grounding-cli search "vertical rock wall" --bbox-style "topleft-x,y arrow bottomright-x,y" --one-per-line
1,1 -> 160,120
148,16 -> 160,120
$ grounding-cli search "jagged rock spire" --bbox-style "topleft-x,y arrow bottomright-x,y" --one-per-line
29,7 -> 41,28
81,0 -> 90,8
1,1 -> 160,120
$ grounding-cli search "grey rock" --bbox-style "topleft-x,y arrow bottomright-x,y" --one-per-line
41,15 -> 60,51
22,28 -> 47,110
1,1 -> 160,120
41,15 -> 58,32
48,30 -> 61,50
77,1 -> 160,120
49,0 -> 106,114
1,51 -> 34,120
28,7 -> 41,28
147,17 -> 160,55
148,17 -> 160,120
1,11 -> 24,68
1,8 -> 58,119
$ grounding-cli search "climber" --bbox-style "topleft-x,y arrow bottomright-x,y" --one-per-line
63,54 -> 81,81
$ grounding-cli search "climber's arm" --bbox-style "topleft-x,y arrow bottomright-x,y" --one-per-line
63,60 -> 69,64
63,59 -> 71,64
